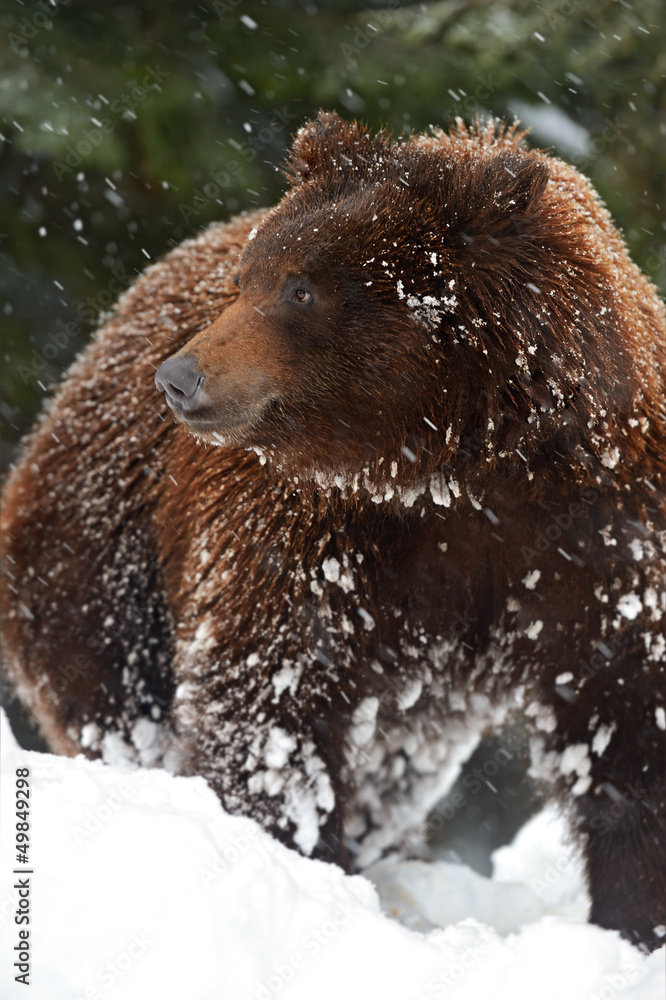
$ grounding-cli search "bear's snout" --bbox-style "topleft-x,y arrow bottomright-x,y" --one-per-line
155,335 -> 279,443
155,354 -> 205,413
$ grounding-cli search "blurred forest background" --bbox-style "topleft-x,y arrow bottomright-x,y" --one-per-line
0,0 -> 664,870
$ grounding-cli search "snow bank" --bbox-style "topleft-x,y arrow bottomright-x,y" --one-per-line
1,710 -> 663,1000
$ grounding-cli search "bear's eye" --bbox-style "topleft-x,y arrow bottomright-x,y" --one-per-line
291,287 -> 313,305
232,273 -> 241,288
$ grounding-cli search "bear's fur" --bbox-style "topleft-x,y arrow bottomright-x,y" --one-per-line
2,113 -> 665,950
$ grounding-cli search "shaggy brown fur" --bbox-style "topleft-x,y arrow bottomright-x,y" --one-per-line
2,113 -> 665,951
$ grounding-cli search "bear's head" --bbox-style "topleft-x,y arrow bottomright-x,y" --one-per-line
155,112 -> 643,495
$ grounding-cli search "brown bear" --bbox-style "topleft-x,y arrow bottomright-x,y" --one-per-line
2,112 -> 665,951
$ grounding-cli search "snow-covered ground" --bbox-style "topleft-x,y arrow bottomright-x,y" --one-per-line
1,709 -> 663,999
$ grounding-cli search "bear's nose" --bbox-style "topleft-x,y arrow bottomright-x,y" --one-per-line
155,355 -> 205,411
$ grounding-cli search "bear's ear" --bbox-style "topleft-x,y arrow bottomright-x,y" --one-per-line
473,151 -> 549,219
284,110 -> 370,186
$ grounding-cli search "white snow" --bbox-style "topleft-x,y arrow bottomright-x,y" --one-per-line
524,620 -> 543,640
559,742 -> 591,779
397,678 -> 423,711
357,608 -> 376,630
348,697 -> 380,752
1,710 -> 663,999
616,592 -> 642,620
264,727 -> 297,769
591,723 -> 615,757
369,808 -> 586,936
430,473 -> 452,508
321,557 -> 341,583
